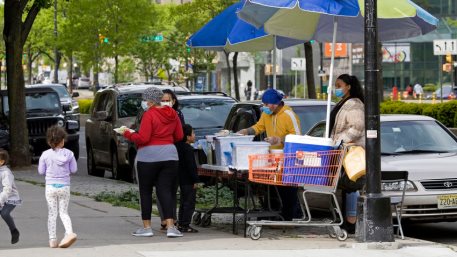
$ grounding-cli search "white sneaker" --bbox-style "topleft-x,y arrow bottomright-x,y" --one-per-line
167,226 -> 183,238
132,227 -> 153,237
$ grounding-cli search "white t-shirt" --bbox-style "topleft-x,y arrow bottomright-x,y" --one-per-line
414,84 -> 423,94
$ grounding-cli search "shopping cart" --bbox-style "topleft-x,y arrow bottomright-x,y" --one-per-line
246,148 -> 347,241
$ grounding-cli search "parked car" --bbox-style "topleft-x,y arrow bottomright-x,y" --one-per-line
28,83 -> 81,130
307,115 -> 457,223
224,99 -> 333,138
85,84 -> 190,180
126,93 -> 237,182
426,84 -> 457,100
78,77 -> 91,89
0,87 -> 79,159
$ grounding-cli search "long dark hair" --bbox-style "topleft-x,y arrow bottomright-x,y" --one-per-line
337,74 -> 364,103
162,89 -> 180,110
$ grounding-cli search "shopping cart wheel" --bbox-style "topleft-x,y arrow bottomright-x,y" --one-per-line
328,227 -> 337,238
201,214 -> 212,227
192,212 -> 202,226
249,226 -> 262,240
336,229 -> 348,241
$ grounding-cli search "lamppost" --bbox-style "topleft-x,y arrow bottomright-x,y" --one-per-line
356,0 -> 394,242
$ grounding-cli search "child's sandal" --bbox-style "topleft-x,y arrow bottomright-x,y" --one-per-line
179,226 -> 198,233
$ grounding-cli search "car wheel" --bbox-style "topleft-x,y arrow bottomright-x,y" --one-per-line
66,140 -> 80,160
87,143 -> 104,177
111,149 -> 120,180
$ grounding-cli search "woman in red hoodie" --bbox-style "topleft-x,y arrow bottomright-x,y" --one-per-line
121,87 -> 183,238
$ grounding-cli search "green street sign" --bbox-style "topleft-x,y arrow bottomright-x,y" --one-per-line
141,34 -> 163,43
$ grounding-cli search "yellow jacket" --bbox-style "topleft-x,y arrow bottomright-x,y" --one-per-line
251,105 -> 301,149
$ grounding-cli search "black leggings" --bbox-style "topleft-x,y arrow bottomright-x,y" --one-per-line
137,160 -> 178,220
0,204 -> 17,231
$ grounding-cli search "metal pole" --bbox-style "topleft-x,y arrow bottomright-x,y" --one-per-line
356,0 -> 394,242
273,35 -> 277,89
439,56 -> 443,103
294,70 -> 297,98
324,17 -> 338,138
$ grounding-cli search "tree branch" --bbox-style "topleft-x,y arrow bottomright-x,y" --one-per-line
20,0 -> 30,13
21,2 -> 41,46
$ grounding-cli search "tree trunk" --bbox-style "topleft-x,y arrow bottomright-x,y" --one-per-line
232,52 -> 240,100
0,60 -> 2,89
224,51 -> 231,94
27,46 -> 33,85
68,54 -> 73,94
52,0 -> 60,84
114,54 -> 119,84
4,0 -> 40,167
304,42 -> 317,99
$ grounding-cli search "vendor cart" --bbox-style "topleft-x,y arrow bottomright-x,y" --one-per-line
246,148 -> 348,241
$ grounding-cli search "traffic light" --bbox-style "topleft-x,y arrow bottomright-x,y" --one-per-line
446,54 -> 452,63
186,46 -> 191,53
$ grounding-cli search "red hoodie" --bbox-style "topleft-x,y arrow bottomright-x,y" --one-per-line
124,106 -> 183,148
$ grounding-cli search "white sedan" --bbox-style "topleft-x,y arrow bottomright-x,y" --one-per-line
307,114 -> 457,223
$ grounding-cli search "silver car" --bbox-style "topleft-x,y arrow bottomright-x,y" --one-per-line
308,114 -> 457,223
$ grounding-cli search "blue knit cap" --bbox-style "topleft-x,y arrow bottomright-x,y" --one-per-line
262,89 -> 283,104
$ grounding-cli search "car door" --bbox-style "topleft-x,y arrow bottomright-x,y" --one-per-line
98,92 -> 116,166
91,92 -> 111,165
225,104 -> 264,141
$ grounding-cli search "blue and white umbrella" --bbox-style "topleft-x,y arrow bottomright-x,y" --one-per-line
238,0 -> 438,137
187,1 -> 304,89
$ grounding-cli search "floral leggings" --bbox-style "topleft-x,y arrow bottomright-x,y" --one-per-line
45,185 -> 73,240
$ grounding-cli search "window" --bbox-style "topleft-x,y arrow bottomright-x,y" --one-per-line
180,98 -> 236,129
117,93 -> 142,118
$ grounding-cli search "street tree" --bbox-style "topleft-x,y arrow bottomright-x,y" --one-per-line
3,0 -> 51,167
0,5 -> 5,87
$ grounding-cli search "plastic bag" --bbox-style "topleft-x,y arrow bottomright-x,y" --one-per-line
343,146 -> 366,182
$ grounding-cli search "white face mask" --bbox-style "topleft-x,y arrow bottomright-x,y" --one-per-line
161,102 -> 173,107
141,101 -> 149,110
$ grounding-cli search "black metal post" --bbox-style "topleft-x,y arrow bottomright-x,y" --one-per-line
356,0 -> 394,242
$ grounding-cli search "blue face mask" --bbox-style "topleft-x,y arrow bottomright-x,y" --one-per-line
141,101 -> 149,110
335,88 -> 345,98
261,106 -> 273,115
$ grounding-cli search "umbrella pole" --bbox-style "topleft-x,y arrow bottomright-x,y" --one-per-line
273,35 -> 277,89
324,17 -> 338,138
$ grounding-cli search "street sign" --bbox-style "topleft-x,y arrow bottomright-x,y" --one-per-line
291,58 -> 306,71
141,34 -> 163,43
433,39 -> 457,55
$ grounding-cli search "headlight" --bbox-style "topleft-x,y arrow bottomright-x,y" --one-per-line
57,120 -> 65,127
382,181 -> 417,192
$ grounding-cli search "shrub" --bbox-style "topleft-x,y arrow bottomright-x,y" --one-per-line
437,101 -> 457,127
423,83 -> 436,92
78,99 -> 93,114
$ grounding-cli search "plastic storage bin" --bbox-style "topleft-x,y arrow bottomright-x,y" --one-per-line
231,142 -> 270,170
214,135 -> 255,166
282,135 -> 335,185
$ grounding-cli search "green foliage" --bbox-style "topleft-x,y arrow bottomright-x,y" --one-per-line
78,99 -> 93,114
380,101 -> 457,127
94,190 -> 140,210
423,83 -> 437,92
118,58 -> 136,83
196,183 -> 234,209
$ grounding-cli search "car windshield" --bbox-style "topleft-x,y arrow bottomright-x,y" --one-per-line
3,92 -> 61,115
381,120 -> 457,154
292,105 -> 328,134
51,86 -> 70,98
117,93 -> 142,118
180,98 -> 236,129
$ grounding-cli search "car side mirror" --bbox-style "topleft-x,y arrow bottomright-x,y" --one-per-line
62,104 -> 71,112
95,111 -> 108,121
72,92 -> 79,97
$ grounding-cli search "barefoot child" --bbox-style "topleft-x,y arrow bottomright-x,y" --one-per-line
0,149 -> 21,244
38,126 -> 77,248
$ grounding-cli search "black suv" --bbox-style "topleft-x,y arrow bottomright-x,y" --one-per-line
224,99 -> 334,136
0,87 -> 80,159
85,84 -> 190,180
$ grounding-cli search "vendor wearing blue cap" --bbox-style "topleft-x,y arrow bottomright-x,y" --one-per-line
238,88 -> 301,221
238,88 -> 301,149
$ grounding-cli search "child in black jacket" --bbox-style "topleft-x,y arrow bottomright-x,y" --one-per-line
176,124 -> 199,233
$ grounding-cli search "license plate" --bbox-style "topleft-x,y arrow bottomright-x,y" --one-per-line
437,194 -> 457,209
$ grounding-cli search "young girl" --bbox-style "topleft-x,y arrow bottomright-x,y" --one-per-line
38,126 -> 78,248
0,149 -> 21,244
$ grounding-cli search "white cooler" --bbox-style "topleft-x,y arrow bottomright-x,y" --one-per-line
231,141 -> 270,170
214,135 -> 255,166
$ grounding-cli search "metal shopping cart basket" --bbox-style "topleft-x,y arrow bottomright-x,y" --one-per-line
246,148 -> 347,240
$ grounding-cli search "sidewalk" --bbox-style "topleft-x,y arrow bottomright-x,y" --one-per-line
1,177 -> 457,256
